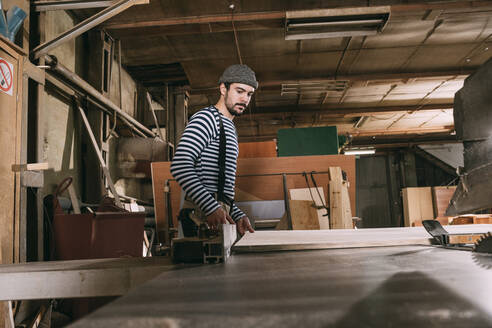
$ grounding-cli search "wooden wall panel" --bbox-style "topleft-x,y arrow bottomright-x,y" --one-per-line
238,141 -> 277,158
152,155 -> 356,243
0,40 -> 22,266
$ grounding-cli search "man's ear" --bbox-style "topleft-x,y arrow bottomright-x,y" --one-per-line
219,83 -> 227,97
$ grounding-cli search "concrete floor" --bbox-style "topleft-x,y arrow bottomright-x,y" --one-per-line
70,246 -> 492,327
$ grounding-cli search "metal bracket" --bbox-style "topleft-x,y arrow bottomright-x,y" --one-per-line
75,99 -> 123,208
31,0 -> 149,59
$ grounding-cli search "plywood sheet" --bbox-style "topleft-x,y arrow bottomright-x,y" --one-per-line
235,188 -> 263,201
290,200 -> 320,230
233,224 -> 492,253
0,42 -> 21,265
0,257 -> 175,301
290,187 -> 329,229
238,141 -> 277,158
402,187 -> 434,227
432,186 -> 456,218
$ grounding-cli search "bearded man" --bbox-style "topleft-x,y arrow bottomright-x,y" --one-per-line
170,64 -> 257,236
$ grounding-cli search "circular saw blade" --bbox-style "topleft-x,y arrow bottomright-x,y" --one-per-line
473,232 -> 492,254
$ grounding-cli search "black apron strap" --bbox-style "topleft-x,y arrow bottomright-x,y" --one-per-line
217,113 -> 227,202
217,112 -> 234,211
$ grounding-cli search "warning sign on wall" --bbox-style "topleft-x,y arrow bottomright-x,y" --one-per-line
0,57 -> 14,96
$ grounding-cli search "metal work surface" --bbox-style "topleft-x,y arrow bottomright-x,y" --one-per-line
71,246 -> 492,327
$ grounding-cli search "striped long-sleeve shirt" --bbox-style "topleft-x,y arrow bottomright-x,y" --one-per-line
170,106 -> 245,221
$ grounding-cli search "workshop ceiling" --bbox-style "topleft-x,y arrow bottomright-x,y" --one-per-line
85,0 -> 492,146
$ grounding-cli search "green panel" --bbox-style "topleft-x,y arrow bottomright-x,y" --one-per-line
277,126 -> 339,157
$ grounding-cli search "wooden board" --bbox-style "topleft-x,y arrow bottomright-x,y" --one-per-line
402,187 -> 434,227
238,141 -> 277,158
235,188 -> 263,202
0,257 -> 175,301
152,155 -> 356,243
275,212 -> 288,230
453,214 -> 492,225
290,187 -> 329,229
289,200 -> 320,230
0,39 -> 23,267
474,216 -> 492,224
329,167 -> 353,229
432,186 -> 456,218
233,224 -> 492,253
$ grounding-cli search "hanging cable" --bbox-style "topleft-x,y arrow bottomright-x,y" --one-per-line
302,172 -> 329,217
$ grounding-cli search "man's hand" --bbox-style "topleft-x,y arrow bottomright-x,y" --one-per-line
236,216 -> 255,236
207,207 -> 235,230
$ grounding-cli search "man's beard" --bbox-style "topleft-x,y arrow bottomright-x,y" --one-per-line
225,94 -> 248,116
226,100 -> 247,117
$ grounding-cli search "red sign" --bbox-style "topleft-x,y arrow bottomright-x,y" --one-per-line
0,58 -> 14,96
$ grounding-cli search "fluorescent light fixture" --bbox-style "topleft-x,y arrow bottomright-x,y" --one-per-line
344,149 -> 376,155
285,6 -> 390,41
281,80 -> 349,95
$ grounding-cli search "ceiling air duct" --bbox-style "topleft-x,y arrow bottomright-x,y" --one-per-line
285,6 -> 390,40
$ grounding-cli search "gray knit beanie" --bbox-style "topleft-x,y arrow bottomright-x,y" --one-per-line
219,64 -> 258,89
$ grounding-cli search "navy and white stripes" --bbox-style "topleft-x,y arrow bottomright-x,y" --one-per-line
170,106 -> 245,221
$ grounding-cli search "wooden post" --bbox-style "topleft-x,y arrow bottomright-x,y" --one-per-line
329,167 -> 353,229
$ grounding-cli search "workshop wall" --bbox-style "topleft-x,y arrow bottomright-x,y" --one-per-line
40,12 -> 140,200
41,9 -> 81,196
356,150 -> 457,228
109,53 -> 136,117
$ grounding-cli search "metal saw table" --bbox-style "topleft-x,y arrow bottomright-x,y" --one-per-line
70,244 -> 492,327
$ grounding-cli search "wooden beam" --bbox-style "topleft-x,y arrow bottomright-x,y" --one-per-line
0,257 -> 176,301
103,1 -> 492,30
104,11 -> 285,29
391,1 -> 492,12
234,103 -> 453,118
190,70 -> 473,95
11,162 -> 49,172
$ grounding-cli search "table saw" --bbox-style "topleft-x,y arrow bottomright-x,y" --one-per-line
66,225 -> 492,328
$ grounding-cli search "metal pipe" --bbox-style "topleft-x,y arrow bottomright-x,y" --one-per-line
44,55 -> 158,138
282,173 -> 293,230
34,1 -> 116,12
46,72 -> 146,138
32,0 -> 147,59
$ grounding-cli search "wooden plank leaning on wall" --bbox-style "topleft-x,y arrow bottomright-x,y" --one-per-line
151,155 -> 356,244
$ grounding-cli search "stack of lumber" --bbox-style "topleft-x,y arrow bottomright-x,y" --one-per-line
403,186 -> 491,227
403,186 -> 464,227
451,214 -> 492,225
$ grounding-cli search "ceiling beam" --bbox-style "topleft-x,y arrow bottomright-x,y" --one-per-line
233,103 -> 453,118
237,130 -> 457,144
189,70 -> 472,95
103,1 -> 492,30
104,11 -> 285,29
